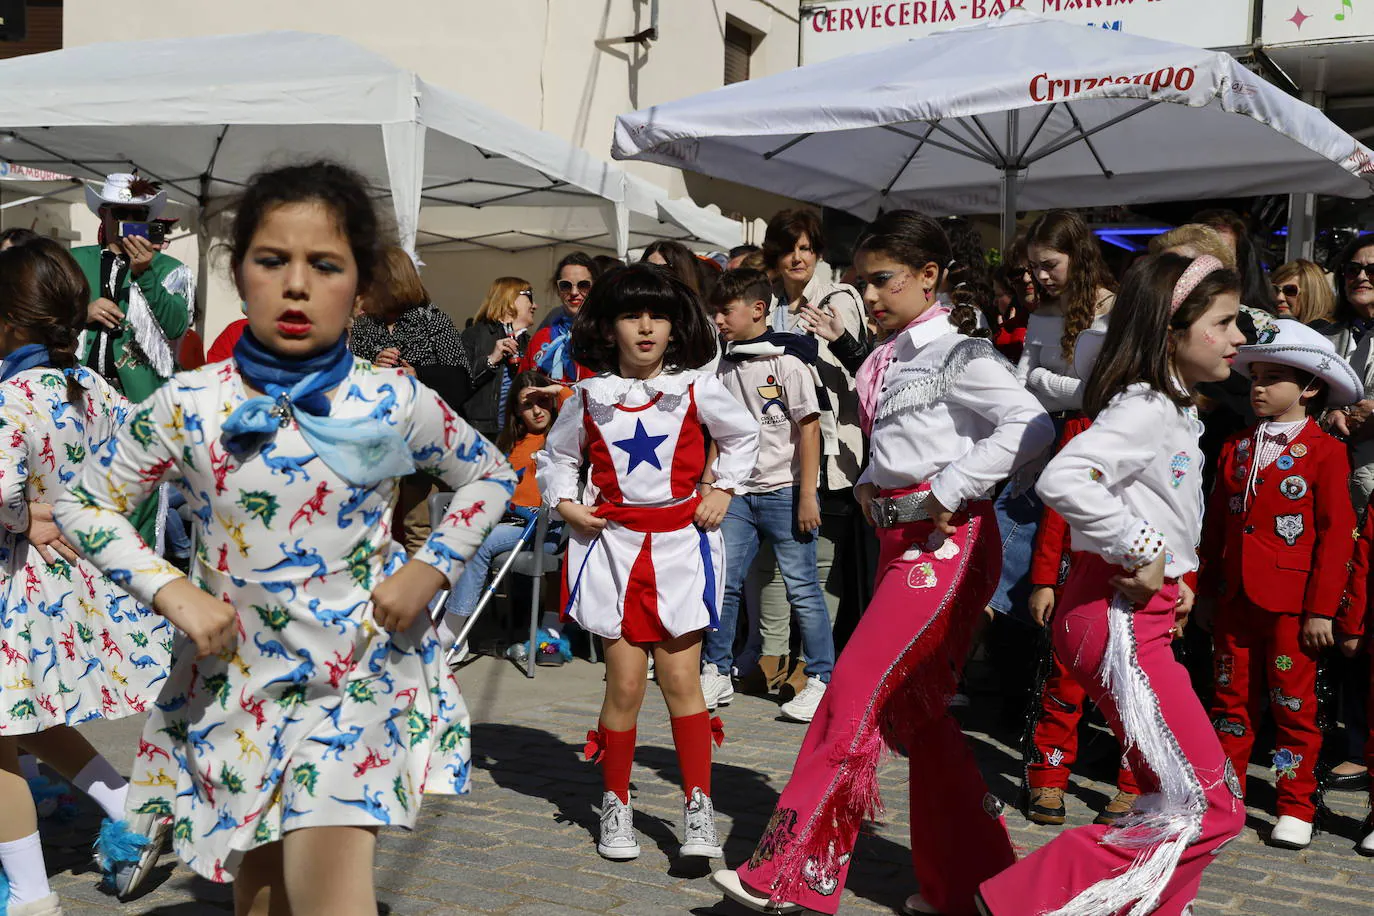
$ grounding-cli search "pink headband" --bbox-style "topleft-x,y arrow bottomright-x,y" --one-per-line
1170,255 -> 1224,316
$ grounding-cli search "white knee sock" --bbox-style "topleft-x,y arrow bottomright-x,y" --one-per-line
0,832 -> 51,903
73,756 -> 129,822
16,754 -> 39,782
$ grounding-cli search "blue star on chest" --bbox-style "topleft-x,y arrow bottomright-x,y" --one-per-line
613,419 -> 669,474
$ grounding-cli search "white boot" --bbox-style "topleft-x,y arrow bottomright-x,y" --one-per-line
711,869 -> 803,913
901,892 -> 941,914
1358,817 -> 1374,856
1269,814 -> 1313,849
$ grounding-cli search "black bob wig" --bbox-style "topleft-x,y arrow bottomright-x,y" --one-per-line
570,263 -> 719,374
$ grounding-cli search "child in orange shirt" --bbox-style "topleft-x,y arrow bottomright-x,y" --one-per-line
441,371 -> 567,655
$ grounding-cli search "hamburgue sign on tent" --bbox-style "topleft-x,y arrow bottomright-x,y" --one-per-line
800,0 -> 1257,62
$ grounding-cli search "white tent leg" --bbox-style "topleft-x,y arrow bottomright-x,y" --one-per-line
383,108 -> 426,258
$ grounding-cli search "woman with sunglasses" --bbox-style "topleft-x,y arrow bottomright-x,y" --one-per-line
520,251 -> 599,385
1271,259 -> 1335,323
461,276 -> 540,442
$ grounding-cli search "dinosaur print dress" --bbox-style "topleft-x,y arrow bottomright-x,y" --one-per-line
54,358 -> 515,882
0,367 -> 171,734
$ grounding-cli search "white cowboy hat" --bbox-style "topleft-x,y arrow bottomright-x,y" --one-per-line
85,173 -> 167,218
1231,318 -> 1362,407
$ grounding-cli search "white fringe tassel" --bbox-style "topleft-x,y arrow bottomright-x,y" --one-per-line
1045,593 -> 1206,916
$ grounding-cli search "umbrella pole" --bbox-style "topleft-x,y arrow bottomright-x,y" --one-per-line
1000,111 -> 1021,255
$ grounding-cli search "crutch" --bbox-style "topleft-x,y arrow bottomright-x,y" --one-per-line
438,515 -> 539,667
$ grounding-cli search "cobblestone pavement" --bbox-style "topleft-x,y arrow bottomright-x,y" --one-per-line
43,655 -> 1374,915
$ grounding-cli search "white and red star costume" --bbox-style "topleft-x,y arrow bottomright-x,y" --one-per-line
535,370 -> 759,643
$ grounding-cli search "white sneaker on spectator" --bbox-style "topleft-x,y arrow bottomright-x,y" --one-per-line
700,664 -> 734,710
779,676 -> 826,723
647,657 -> 656,681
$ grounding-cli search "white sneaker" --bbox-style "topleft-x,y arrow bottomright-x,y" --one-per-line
711,869 -> 802,913
1358,820 -> 1374,856
647,657 -> 656,681
7,894 -> 64,916
902,892 -> 940,914
596,791 -> 641,860
779,676 -> 827,723
1269,814 -> 1313,849
700,664 -> 734,710
680,787 -> 723,858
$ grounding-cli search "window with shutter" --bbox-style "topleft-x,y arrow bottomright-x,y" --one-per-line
724,21 -> 754,86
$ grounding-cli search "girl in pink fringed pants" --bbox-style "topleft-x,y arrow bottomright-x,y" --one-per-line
980,252 -> 1249,916
712,211 -> 1055,916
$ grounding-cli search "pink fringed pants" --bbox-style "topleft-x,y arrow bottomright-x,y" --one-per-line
737,501 -> 1015,916
980,556 -> 1245,916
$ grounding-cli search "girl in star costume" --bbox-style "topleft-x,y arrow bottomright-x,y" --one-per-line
54,162 -> 515,915
536,264 -> 759,865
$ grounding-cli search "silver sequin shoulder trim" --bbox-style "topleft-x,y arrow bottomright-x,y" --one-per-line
873,337 -> 1007,425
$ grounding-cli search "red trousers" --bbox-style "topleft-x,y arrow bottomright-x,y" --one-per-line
982,556 -> 1245,916
738,502 -> 1014,916
1209,600 -> 1320,818
1028,646 -> 1142,795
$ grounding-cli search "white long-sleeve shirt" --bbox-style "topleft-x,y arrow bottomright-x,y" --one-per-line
860,317 -> 1055,511
1037,383 -> 1205,577
1015,308 -> 1111,413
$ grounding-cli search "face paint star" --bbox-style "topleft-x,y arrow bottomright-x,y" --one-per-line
612,419 -> 669,474
1288,6 -> 1310,28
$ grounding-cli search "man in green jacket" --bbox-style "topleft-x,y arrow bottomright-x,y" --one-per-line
75,173 -> 194,405
75,173 -> 195,551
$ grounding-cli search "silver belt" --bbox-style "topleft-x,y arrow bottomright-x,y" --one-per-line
870,491 -> 933,528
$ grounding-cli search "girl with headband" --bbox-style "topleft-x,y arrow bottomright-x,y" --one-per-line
980,253 -> 1248,916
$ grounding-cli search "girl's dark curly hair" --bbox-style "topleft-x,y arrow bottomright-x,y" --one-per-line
570,264 -> 718,374
855,210 -> 986,338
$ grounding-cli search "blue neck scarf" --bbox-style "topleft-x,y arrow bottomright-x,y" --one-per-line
0,344 -> 51,383
222,331 -> 415,487
533,311 -> 577,383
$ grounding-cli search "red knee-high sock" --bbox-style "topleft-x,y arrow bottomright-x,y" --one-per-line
586,722 -> 636,804
670,712 -> 724,798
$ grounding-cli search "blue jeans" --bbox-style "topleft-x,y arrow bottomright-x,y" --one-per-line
705,488 -> 833,682
445,520 -> 561,618
987,483 -> 1040,620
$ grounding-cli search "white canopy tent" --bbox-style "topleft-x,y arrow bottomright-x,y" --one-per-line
0,30 -> 736,260
416,170 -> 742,255
614,10 -> 1374,247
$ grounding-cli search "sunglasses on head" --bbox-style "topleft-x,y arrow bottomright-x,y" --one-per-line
558,279 -> 593,294
1343,262 -> 1374,283
1273,283 -> 1300,298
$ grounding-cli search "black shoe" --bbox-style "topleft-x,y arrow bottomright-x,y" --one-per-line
1323,769 -> 1370,792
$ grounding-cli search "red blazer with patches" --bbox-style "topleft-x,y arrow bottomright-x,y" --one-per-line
1200,422 -> 1355,619
1341,505 -> 1374,641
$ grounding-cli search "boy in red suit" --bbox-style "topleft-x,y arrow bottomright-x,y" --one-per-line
1201,319 -> 1361,850
1025,415 -> 1144,827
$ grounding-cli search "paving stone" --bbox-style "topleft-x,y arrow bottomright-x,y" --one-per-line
50,655 -> 1373,915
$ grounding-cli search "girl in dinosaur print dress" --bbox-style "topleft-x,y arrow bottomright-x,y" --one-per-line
0,237 -> 175,914
54,162 -> 515,916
